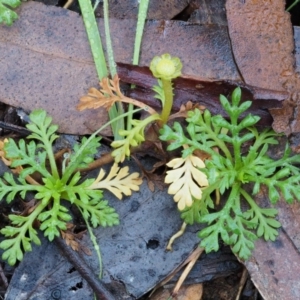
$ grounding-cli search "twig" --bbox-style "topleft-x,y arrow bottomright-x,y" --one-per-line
0,121 -> 31,136
235,267 -> 248,300
171,247 -> 204,296
54,236 -> 115,300
0,263 -> 8,289
149,246 -> 204,297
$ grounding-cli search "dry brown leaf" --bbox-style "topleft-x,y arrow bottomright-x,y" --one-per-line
77,75 -> 124,111
150,284 -> 203,300
169,101 -> 206,120
132,156 -> 166,192
61,224 -> 92,255
0,138 -> 11,167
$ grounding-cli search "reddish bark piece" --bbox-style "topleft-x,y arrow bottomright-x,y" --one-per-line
189,0 -> 227,25
245,230 -> 300,300
226,0 -> 299,135
0,1 -> 242,136
226,0 -> 294,91
117,63 -> 285,126
244,187 -> 300,300
0,2 -> 109,135
0,1 -> 287,136
95,0 -> 191,20
226,3 -> 300,297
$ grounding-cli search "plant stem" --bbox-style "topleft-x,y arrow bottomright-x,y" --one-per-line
78,0 -> 108,79
79,208 -> 103,279
61,108 -> 142,183
54,236 -> 115,300
287,0 -> 300,11
127,0 -> 150,130
132,0 -> 149,65
78,0 -> 124,140
43,133 -> 60,179
160,79 -> 173,124
103,0 -> 124,140
103,0 -> 117,77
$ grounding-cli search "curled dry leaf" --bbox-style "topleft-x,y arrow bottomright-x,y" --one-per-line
0,138 -> 11,166
88,163 -> 143,199
165,154 -> 209,210
169,101 -> 206,120
61,224 -> 92,255
77,75 -> 124,111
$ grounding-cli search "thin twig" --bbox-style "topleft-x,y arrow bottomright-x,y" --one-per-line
0,121 -> 31,136
171,247 -> 204,296
54,237 -> 115,300
235,267 -> 248,300
0,264 -> 8,289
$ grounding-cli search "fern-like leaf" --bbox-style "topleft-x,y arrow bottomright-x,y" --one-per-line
77,75 -> 124,111
165,154 -> 209,210
88,163 -> 143,199
75,199 -> 119,228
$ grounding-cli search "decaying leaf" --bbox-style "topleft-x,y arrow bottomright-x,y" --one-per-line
0,138 -> 11,166
77,75 -> 124,111
165,154 -> 209,210
61,224 -> 91,255
132,156 -> 166,192
88,163 -> 143,199
169,101 -> 206,120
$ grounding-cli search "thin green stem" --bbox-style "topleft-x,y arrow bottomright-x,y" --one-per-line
230,115 -> 242,169
103,0 -> 117,77
222,183 -> 241,213
78,0 -> 108,79
205,128 -> 233,161
187,127 -> 232,161
79,207 -> 103,279
240,188 -> 259,212
160,79 -> 173,124
127,0 -> 150,130
61,108 -> 142,183
78,0 -> 124,140
132,0 -> 149,65
43,134 -> 59,179
287,0 -> 300,11
103,0 -> 124,140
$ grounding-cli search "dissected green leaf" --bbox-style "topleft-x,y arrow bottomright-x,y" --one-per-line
0,109 -> 122,265
111,114 -> 160,162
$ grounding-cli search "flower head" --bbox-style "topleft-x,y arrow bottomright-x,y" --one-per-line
150,53 -> 182,80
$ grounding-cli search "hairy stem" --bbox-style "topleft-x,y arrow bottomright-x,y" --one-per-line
160,79 -> 173,124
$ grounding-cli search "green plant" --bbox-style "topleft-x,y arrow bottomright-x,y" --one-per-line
78,0 -> 124,140
77,54 -> 183,163
160,87 -> 300,260
110,53 -> 183,162
78,0 -> 150,139
0,109 -> 142,265
150,53 -> 183,124
127,0 -> 150,130
0,0 -> 21,25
